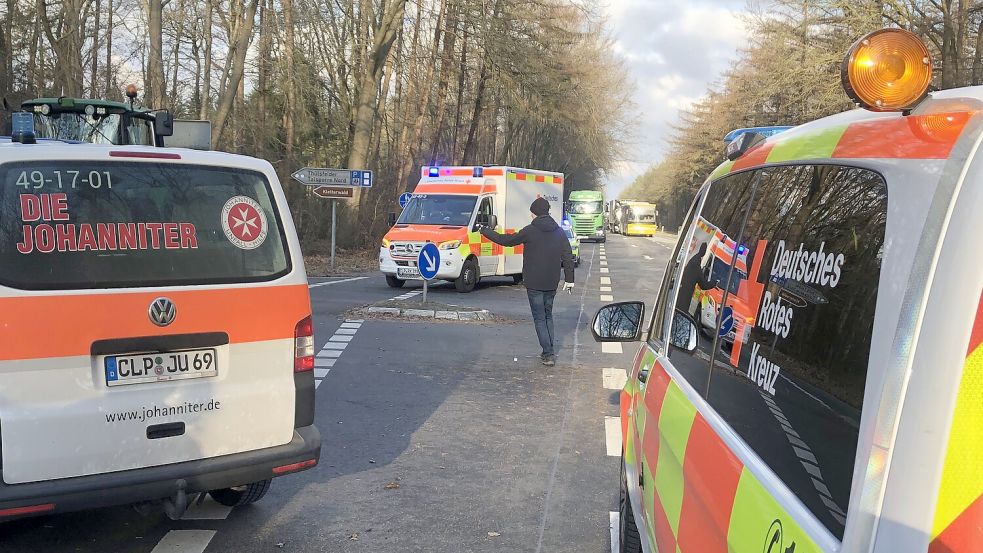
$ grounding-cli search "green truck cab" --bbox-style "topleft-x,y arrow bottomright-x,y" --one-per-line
20,96 -> 174,146
565,189 -> 605,242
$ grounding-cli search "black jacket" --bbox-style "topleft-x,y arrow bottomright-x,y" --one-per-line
480,215 -> 575,291
676,253 -> 717,317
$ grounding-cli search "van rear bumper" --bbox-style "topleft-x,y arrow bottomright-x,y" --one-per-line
0,424 -> 320,520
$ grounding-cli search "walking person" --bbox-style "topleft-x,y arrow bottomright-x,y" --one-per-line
479,197 -> 575,366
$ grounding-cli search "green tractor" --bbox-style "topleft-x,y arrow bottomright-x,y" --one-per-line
16,86 -> 210,148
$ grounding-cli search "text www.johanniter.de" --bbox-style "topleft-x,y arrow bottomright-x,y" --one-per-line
105,399 -> 221,423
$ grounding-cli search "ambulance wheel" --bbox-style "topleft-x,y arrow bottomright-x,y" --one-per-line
209,479 -> 271,507
619,457 -> 642,553
456,258 -> 478,293
385,275 -> 405,288
512,274 -> 523,284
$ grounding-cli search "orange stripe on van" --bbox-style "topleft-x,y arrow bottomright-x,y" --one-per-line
0,284 -> 311,361
833,112 -> 971,159
413,184 -> 496,195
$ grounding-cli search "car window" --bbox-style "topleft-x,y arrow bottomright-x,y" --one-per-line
703,164 -> 888,538
663,170 -> 757,391
0,161 -> 291,290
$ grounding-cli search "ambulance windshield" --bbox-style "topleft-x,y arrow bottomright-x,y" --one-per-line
708,257 -> 745,295
397,194 -> 477,226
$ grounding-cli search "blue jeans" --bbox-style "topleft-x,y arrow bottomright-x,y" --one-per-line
527,289 -> 557,357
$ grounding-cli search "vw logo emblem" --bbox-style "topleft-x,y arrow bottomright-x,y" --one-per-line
148,297 -> 177,327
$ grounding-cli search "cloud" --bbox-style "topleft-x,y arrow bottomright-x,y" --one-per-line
601,0 -> 750,197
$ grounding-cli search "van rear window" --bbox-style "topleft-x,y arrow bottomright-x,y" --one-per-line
0,161 -> 291,290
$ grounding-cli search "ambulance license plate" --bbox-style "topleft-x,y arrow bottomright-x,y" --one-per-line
105,349 -> 218,387
397,267 -> 421,279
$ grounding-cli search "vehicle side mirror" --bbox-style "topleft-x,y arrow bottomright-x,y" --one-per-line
487,214 -> 498,229
388,212 -> 397,226
155,110 -> 174,136
669,310 -> 698,353
591,301 -> 646,342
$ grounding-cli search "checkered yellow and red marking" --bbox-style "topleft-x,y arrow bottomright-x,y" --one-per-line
458,229 -> 522,257
508,170 -> 563,185
929,292 -> 983,552
622,350 -> 822,552
709,111 -> 973,181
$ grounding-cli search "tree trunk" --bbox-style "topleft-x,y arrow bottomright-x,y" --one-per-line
104,0 -> 113,96
427,0 -> 460,164
198,0 -> 212,119
973,17 -> 983,85
90,0 -> 99,96
282,0 -> 296,166
211,0 -> 259,147
147,0 -> 166,108
345,0 -> 408,206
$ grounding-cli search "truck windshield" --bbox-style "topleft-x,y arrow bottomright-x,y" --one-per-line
709,257 -> 745,295
570,201 -> 602,214
628,206 -> 656,222
397,194 -> 477,226
32,113 -> 155,145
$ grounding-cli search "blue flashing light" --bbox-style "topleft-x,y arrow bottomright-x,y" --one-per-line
737,245 -> 747,255
723,126 -> 794,143
428,167 -> 440,177
473,166 -> 483,178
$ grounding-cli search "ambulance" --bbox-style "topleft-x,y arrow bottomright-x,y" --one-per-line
380,166 -> 563,292
593,29 -> 983,553
0,138 -> 320,520
685,217 -> 754,346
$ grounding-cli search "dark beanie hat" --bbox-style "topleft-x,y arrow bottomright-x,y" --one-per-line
530,197 -> 550,216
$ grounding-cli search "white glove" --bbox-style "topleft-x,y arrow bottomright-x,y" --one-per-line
563,282 -> 575,294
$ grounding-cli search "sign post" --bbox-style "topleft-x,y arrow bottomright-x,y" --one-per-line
418,243 -> 440,304
292,167 -> 373,273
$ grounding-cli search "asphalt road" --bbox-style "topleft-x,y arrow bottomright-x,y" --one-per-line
0,232 -> 674,553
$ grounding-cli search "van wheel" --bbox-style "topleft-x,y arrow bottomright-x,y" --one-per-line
512,274 -> 523,284
619,458 -> 642,553
209,479 -> 272,507
386,275 -> 405,288
456,258 -> 478,293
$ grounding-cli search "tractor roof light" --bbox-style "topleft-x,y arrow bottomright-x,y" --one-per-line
842,28 -> 932,112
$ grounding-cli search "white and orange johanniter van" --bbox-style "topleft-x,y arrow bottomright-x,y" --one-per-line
379,166 -> 563,292
0,142 -> 319,520
593,29 -> 983,553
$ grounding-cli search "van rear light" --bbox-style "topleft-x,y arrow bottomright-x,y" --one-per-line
294,315 -> 314,372
272,458 -> 317,475
0,503 -> 55,517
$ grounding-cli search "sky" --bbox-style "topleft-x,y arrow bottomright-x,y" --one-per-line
601,0 -> 751,198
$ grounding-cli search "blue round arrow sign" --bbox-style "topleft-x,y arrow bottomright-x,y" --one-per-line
718,306 -> 734,337
418,243 -> 440,281
399,192 -> 413,209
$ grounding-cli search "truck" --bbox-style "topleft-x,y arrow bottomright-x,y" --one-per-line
18,88 -> 211,149
565,189 -> 605,242
619,200 -> 658,236
379,165 -> 564,292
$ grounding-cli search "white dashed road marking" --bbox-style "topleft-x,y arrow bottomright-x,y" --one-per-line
603,368 -> 628,390
601,277 -> 611,285
600,268 -> 609,274
602,342 -> 623,354
600,286 -> 612,292
610,511 -> 620,553
643,255 -> 653,260
600,294 -> 614,302
308,276 -> 369,288
760,392 -> 846,526
180,497 -> 232,520
151,530 -> 216,553
390,289 -> 424,301
313,319 -> 363,389
605,416 -> 622,456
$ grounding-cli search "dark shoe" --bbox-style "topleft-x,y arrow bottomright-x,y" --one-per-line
540,352 -> 549,361
543,356 -> 556,367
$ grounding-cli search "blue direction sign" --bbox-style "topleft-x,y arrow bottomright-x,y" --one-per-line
718,306 -> 735,337
418,243 -> 440,281
399,192 -> 413,209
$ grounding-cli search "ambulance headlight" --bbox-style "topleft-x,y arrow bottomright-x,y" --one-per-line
439,240 -> 461,250
382,238 -> 390,248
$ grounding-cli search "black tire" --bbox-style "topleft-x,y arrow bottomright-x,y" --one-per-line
455,258 -> 478,293
385,275 -> 406,288
599,237 -> 607,243
619,458 -> 642,553
512,273 -> 523,284
209,479 -> 272,507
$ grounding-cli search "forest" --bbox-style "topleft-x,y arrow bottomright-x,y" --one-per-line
622,0 -> 983,229
0,0 -> 633,249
